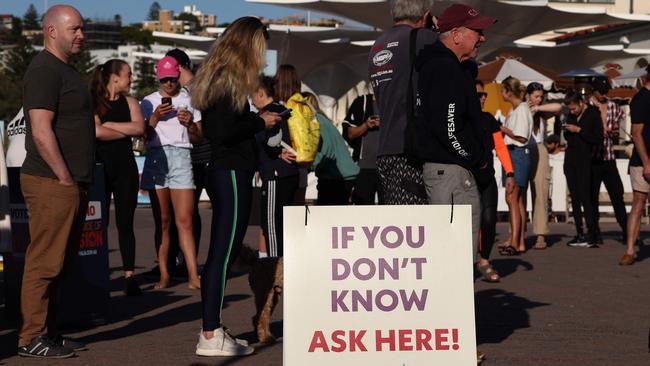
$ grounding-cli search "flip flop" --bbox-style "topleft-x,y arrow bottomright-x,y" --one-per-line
498,246 -> 520,256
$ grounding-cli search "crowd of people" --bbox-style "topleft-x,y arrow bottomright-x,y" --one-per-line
13,0 -> 650,363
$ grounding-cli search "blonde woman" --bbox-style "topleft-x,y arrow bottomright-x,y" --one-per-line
499,76 -> 532,255
191,16 -> 279,356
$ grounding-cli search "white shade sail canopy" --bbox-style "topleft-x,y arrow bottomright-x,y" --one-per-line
479,58 -> 555,89
612,67 -> 648,87
247,0 -> 635,57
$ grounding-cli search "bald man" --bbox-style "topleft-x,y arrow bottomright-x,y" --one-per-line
18,5 -> 94,358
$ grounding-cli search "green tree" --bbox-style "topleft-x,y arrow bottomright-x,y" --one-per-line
23,4 -> 40,30
121,26 -> 154,46
10,17 -> 23,41
0,37 -> 38,120
147,2 -> 161,21
134,51 -> 157,99
69,46 -> 96,83
176,13 -> 201,31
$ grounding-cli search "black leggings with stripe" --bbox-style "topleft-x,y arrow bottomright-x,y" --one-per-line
201,168 -> 254,331
260,175 -> 299,258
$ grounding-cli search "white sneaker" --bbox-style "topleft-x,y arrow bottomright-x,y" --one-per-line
222,325 -> 249,347
196,327 -> 254,356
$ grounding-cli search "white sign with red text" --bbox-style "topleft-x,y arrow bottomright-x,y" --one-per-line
283,205 -> 476,366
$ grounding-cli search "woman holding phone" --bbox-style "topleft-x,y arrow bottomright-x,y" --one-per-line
191,17 -> 279,356
140,56 -> 203,290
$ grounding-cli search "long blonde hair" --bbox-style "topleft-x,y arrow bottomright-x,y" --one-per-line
192,16 -> 267,111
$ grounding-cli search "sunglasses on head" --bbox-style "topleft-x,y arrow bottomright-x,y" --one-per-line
478,92 -> 488,98
262,26 -> 270,40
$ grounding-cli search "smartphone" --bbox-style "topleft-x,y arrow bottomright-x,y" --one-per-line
161,97 -> 172,106
279,108 -> 292,118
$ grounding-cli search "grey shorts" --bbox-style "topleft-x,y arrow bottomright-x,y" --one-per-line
629,166 -> 650,193
155,145 -> 194,190
423,162 -> 480,263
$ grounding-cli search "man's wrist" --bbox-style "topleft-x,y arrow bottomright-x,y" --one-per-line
506,172 -> 515,178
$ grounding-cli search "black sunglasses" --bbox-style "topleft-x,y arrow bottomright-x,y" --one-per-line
478,92 -> 488,98
468,28 -> 484,36
160,77 -> 179,84
262,26 -> 269,40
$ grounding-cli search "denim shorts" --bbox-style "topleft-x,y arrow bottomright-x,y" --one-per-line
159,145 -> 194,189
503,146 -> 530,188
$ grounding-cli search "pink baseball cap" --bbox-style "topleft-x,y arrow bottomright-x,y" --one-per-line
156,56 -> 180,80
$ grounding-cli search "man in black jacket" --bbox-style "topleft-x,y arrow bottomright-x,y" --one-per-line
410,3 -> 496,263
563,91 -> 604,248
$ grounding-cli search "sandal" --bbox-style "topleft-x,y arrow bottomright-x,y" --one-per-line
498,246 -> 520,256
476,263 -> 500,283
533,240 -> 547,250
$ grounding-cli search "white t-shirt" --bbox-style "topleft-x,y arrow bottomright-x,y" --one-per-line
504,102 -> 533,147
531,119 -> 545,144
6,108 -> 27,167
141,89 -> 201,148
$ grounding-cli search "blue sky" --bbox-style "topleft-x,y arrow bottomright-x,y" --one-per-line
3,0 -> 336,25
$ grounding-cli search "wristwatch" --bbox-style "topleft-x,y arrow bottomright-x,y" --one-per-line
506,172 -> 515,178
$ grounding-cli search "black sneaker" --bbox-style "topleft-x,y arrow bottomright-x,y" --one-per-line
567,235 -> 589,248
125,276 -> 142,296
17,336 -> 75,358
51,335 -> 88,351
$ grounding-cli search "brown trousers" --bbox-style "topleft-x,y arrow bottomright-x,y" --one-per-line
18,173 -> 89,347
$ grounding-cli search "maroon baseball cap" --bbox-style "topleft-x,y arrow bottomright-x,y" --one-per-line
437,3 -> 497,33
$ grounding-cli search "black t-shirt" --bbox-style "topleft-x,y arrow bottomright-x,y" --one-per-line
342,94 -> 380,169
629,87 -> 650,167
22,50 -> 95,183
368,25 -> 437,156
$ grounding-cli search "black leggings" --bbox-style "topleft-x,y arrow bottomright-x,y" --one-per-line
479,178 -> 498,260
592,160 -> 627,234
565,162 -> 598,240
261,175 -> 299,257
201,168 -> 254,331
104,158 -> 139,272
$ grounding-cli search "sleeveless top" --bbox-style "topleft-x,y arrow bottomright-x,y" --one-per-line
96,94 -> 134,164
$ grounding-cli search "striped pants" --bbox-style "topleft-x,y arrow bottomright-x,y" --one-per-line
260,175 -> 299,258
201,168 -> 254,331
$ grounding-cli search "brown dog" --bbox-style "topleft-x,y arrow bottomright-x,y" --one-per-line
239,246 -> 283,343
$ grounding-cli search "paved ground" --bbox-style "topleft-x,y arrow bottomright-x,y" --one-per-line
1,208 -> 649,365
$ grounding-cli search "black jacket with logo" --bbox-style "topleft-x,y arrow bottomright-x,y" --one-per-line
408,40 -> 493,186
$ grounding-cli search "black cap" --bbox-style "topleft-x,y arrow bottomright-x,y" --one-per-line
165,48 -> 191,69
591,77 -> 611,95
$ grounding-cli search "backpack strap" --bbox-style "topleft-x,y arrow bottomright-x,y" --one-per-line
406,27 -> 419,125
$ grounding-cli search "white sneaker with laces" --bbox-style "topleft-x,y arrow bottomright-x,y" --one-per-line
196,327 -> 254,356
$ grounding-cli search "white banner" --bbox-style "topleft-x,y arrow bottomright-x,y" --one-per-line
283,205 -> 477,366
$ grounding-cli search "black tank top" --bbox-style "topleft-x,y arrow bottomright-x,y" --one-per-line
96,94 -> 134,164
